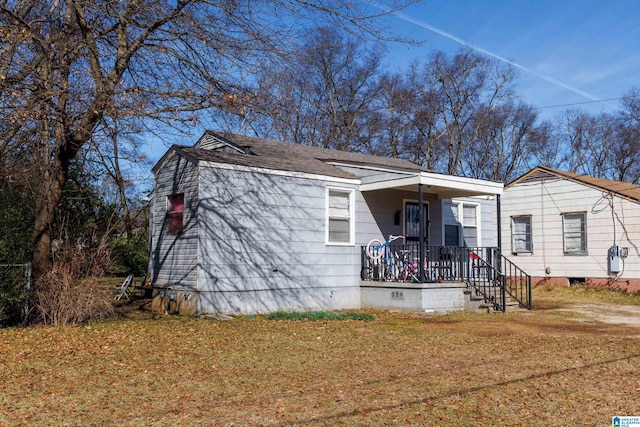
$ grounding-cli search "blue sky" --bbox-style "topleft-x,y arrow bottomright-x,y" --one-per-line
141,1 -> 639,171
379,0 -> 640,120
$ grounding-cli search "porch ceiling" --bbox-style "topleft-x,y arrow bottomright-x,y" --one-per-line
359,172 -> 503,198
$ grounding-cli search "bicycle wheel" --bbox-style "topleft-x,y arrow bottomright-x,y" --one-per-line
366,239 -> 384,260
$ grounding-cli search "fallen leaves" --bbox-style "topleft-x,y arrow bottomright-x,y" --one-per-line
0,311 -> 639,425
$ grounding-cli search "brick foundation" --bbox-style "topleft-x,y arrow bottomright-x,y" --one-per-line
532,276 -> 640,293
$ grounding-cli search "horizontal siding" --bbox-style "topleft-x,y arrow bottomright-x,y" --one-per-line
198,167 -> 362,293
451,196 -> 497,247
150,154 -> 199,289
357,189 -> 442,245
356,191 -> 497,247
197,286 -> 361,315
502,177 -> 640,280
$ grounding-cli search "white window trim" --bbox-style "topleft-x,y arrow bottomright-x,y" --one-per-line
562,211 -> 588,255
442,200 -> 481,246
325,187 -> 355,246
511,215 -> 532,254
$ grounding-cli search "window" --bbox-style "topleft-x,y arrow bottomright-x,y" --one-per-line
563,212 -> 587,254
462,204 -> 478,247
444,202 -> 478,246
511,216 -> 532,253
443,202 -> 460,246
327,189 -> 354,244
167,193 -> 185,234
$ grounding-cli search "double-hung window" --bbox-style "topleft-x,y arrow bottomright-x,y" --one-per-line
462,204 -> 478,247
511,216 -> 532,253
563,212 -> 587,255
327,188 -> 354,245
444,202 -> 479,246
167,193 -> 185,234
443,202 -> 460,246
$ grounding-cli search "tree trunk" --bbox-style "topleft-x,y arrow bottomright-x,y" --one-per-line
31,147 -> 71,282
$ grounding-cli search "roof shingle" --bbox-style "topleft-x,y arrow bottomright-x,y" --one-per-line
508,166 -> 640,203
177,130 -> 424,179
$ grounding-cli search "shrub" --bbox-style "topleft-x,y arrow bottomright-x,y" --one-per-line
34,240 -> 115,326
0,266 -> 29,327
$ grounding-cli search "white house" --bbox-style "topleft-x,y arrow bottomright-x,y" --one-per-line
148,130 -> 509,315
502,166 -> 640,292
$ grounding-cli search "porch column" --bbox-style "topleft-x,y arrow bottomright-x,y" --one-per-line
496,194 -> 502,255
418,183 -> 425,282
496,194 -> 502,278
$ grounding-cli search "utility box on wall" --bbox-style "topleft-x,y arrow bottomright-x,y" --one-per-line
609,245 -> 622,275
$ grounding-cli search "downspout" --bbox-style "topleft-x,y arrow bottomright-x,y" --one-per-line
419,183 -> 425,282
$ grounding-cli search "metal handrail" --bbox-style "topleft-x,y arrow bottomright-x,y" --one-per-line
361,245 -> 532,311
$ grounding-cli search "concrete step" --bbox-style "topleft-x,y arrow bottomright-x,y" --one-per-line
466,288 -> 525,313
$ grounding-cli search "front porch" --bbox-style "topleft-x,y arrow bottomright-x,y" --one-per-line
357,169 -> 530,312
360,244 -> 532,312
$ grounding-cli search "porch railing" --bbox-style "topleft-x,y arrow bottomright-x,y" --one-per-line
360,245 -> 531,311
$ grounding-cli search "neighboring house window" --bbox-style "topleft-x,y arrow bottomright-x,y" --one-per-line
327,188 -> 354,245
511,216 -> 532,253
563,212 -> 587,255
167,193 -> 185,234
444,202 -> 479,246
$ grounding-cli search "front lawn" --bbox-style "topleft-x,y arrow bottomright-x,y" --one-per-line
0,287 -> 638,425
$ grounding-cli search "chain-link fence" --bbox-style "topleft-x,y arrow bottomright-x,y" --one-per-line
0,263 -> 32,327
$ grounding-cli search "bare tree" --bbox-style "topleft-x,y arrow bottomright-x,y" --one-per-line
0,0 -> 414,282
247,27 -> 384,152
404,64 -> 448,170
462,100 -> 542,183
410,49 -> 516,175
88,117 -> 150,238
358,72 -> 413,157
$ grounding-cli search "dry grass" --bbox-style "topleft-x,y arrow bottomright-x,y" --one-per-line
1,286 -> 639,426
532,282 -> 640,309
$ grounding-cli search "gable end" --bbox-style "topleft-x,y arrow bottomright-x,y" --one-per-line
194,131 -> 252,154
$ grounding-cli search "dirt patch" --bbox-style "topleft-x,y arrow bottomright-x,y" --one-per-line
113,297 -> 155,320
548,303 -> 640,327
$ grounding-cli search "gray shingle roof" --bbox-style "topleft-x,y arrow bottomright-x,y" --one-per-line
172,130 -> 423,180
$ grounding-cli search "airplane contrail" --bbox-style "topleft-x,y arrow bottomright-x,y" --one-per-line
371,1 -> 615,106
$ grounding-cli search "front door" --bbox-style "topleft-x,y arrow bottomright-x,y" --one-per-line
404,201 -> 429,243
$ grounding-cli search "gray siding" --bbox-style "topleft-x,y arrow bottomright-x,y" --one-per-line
358,189 -> 440,244
150,154 -> 199,289
357,192 -> 497,247
196,167 -> 361,314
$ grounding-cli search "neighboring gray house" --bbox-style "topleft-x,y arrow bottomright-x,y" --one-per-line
149,130 -> 506,315
502,166 -> 640,293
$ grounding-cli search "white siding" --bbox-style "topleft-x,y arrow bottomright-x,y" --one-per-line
502,177 -> 640,280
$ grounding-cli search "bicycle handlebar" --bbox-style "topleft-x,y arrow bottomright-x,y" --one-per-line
388,235 -> 405,242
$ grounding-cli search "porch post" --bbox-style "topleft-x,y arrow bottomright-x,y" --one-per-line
418,183 -> 425,282
496,194 -> 502,254
496,193 -> 502,279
